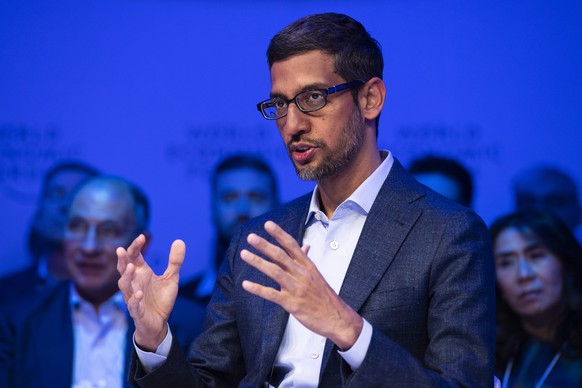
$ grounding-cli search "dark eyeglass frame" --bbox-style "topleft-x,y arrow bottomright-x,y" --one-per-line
256,80 -> 364,120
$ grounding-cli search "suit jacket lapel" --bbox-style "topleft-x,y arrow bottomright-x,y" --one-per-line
320,159 -> 425,373
33,283 -> 74,387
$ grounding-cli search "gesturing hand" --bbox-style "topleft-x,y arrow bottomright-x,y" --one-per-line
240,221 -> 363,351
117,234 -> 185,351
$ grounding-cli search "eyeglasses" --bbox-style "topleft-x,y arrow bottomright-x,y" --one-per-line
256,80 -> 364,120
65,217 -> 137,246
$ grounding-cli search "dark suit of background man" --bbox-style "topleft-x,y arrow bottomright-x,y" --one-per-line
179,153 -> 280,306
0,176 -> 204,387
118,12 -> 495,387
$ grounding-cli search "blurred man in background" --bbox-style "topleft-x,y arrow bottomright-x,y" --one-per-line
512,164 -> 582,239
408,154 -> 474,208
179,153 -> 280,305
0,160 -> 99,303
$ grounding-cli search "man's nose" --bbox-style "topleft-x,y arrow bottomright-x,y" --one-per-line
236,197 -> 251,214
81,225 -> 99,252
281,103 -> 310,138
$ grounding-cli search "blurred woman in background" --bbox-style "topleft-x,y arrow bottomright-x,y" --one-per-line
491,210 -> 582,387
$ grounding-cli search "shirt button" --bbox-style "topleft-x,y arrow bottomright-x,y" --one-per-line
330,240 -> 339,250
315,213 -> 322,221
311,352 -> 319,359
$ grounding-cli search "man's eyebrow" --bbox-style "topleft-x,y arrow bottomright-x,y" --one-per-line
270,83 -> 330,99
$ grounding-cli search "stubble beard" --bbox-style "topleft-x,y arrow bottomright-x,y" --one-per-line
290,108 -> 365,181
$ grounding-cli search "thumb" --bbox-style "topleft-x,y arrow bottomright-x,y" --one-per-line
163,239 -> 186,280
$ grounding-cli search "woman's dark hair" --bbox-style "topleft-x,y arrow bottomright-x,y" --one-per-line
490,210 -> 582,368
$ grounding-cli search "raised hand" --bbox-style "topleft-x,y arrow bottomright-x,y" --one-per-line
240,221 -> 363,351
117,234 -> 185,351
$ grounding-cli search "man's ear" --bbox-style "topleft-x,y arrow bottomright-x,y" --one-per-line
359,77 -> 386,121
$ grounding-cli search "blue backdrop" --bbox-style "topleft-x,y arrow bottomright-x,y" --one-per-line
1,0 -> 581,278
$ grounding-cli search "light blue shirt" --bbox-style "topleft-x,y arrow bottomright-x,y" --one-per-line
70,285 -> 128,388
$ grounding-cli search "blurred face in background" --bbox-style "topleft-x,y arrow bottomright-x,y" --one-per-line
494,227 -> 565,324
412,173 -> 463,206
514,170 -> 582,231
34,169 -> 95,242
64,180 -> 139,306
212,167 -> 278,243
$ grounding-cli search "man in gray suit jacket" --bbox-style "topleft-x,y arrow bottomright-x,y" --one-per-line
117,12 -> 495,387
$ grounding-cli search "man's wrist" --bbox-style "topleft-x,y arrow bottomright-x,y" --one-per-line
338,319 -> 372,370
135,324 -> 169,352
134,325 -> 173,373
332,309 -> 364,351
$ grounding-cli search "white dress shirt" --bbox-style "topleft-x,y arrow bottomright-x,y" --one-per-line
71,285 -> 128,388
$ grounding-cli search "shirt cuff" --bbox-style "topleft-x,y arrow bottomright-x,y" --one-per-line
134,325 -> 173,373
337,318 -> 372,370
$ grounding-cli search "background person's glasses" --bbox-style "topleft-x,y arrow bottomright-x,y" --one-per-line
256,80 -> 363,120
65,218 -> 137,246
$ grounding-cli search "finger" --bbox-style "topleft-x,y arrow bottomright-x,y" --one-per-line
240,249 -> 290,286
246,233 -> 293,270
127,289 -> 145,320
121,263 -> 145,320
162,239 -> 186,280
116,246 -> 129,275
118,262 -> 135,305
301,244 -> 311,255
263,221 -> 307,262
241,280 -> 282,305
126,234 -> 148,266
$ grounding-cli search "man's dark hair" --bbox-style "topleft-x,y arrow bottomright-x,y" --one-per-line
267,12 -> 384,134
40,160 -> 99,198
211,154 -> 279,204
128,181 -> 150,234
409,155 -> 474,207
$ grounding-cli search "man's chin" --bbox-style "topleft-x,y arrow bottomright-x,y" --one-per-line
294,161 -> 317,181
295,168 -> 314,181
295,164 -> 330,181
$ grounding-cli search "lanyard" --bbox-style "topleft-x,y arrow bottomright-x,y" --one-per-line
501,350 -> 562,388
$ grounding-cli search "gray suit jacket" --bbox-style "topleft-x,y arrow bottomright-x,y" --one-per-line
132,159 -> 495,387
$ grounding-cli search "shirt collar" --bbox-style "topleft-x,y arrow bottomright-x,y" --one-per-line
69,282 -> 126,311
305,150 -> 394,225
